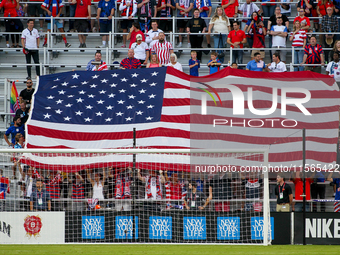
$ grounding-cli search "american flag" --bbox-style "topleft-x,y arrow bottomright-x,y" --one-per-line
23,67 -> 340,172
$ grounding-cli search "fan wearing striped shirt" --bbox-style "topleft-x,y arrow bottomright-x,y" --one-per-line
45,170 -> 63,211
70,172 -> 85,211
164,171 -> 186,209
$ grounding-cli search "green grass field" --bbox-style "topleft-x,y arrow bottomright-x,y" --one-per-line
0,245 -> 339,255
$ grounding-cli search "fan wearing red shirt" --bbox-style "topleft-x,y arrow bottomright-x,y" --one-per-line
72,0 -> 91,48
292,171 -> 312,212
227,21 -> 247,64
221,0 -> 238,18
127,22 -> 146,48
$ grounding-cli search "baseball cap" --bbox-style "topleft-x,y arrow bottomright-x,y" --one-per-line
136,34 -> 143,40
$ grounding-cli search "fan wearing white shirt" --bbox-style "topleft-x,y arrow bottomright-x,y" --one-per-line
269,16 -> 288,62
326,52 -> 340,85
266,52 -> 287,72
145,20 -> 165,48
166,53 -> 183,71
130,34 -> 150,65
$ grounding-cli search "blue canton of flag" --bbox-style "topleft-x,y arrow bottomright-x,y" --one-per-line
31,68 -> 167,125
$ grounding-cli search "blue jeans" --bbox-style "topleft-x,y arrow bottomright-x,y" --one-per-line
213,34 -> 226,63
69,4 -> 77,30
262,5 -> 276,28
294,202 -> 310,212
232,49 -> 243,65
294,48 -> 304,71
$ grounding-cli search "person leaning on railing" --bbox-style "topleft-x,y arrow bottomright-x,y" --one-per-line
301,35 -> 325,73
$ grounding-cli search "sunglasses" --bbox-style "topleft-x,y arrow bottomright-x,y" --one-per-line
27,82 -> 32,84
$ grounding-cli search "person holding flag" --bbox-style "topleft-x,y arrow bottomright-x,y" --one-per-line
10,81 -> 20,116
0,169 -> 10,211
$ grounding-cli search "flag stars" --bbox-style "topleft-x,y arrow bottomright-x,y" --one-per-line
71,85 -> 78,88
111,73 -> 119,77
65,103 -> 73,107
116,112 -> 123,116
81,81 -> 88,85
56,99 -> 63,104
54,78 -> 60,81
128,95 -> 136,99
51,85 -> 58,89
146,116 -> 153,120
58,90 -> 66,95
44,113 -> 51,119
47,95 -> 54,99
136,111 -> 143,115
88,94 -> 95,98
138,100 -> 145,104
108,93 -> 115,98
110,83 -> 117,87
147,105 -> 154,109
64,116 -> 71,121
86,105 -> 93,109
131,73 -> 139,77
96,112 -> 103,116
117,100 -> 125,104
151,72 -> 158,76
148,94 -> 156,99
68,95 -> 74,98
99,90 -> 106,94
101,79 -> 108,83
119,89 -> 126,93
75,111 -> 83,116
90,84 -> 97,88
55,109 -> 63,114
150,82 -> 157,87
130,84 -> 137,88
61,82 -> 68,86
139,89 -> 146,94
97,100 -> 104,104
84,117 -> 92,122
141,79 -> 147,83
126,105 -> 133,109
79,90 -> 86,94
106,105 -> 114,110
45,107 -> 51,109
92,74 -> 99,79
72,73 -> 79,79
121,78 -> 128,82
76,98 -> 84,103
125,117 -> 132,121
105,118 -> 112,122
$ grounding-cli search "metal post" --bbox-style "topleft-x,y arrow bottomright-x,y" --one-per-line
302,128 -> 306,245
132,127 -> 136,242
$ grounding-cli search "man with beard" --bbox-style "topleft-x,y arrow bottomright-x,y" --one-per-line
19,78 -> 35,109
150,32 -> 173,65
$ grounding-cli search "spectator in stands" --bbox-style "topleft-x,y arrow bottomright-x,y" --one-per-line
70,172 -> 85,211
90,0 -> 100,33
119,0 -> 137,48
18,164 -> 41,207
290,20 -> 307,71
137,0 -> 157,32
209,173 -> 232,212
127,22 -> 145,48
301,35 -> 324,73
0,169 -> 10,211
41,0 -> 71,48
189,50 -> 200,76
329,40 -> 340,62
244,12 -> 260,49
145,20 -> 164,48
87,168 -> 105,202
151,32 -> 173,65
269,16 -> 288,63
45,170 -> 62,211
266,52 -> 287,72
184,181 -> 209,210
329,50 -> 340,75
176,0 -> 194,48
316,0 -> 333,43
247,14 -> 267,60
186,8 -> 206,62
30,178 -> 51,211
246,52 -> 266,71
73,0 -> 91,48
157,0 -> 176,32
241,172 -> 263,212
0,0 -> 24,48
86,51 -> 108,71
293,8 -> 311,34
147,53 -> 162,67
4,116 -> 25,147
164,171 -> 185,209
238,0 -> 261,30
231,62 -> 238,68
113,167 -> 132,211
193,0 -> 212,47
120,49 -> 142,69
227,21 -> 247,65
321,7 -> 338,63
19,79 -> 35,109
27,0 -> 44,34
260,0 -> 276,27
296,0 -> 315,19
280,0 -> 292,17
222,0 -> 238,19
15,102 -> 29,125
327,172 -> 340,212
95,0 -> 115,48
167,53 -> 183,71
208,6 -> 230,64
275,174 -> 293,212
68,0 -> 77,32
14,133 -> 24,148
207,51 -> 221,74
131,34 -> 149,66
334,0 -> 340,41
21,19 -> 40,79
292,171 -> 312,212
311,172 -> 326,212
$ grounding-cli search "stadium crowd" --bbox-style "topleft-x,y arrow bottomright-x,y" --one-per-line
1,0 -> 340,79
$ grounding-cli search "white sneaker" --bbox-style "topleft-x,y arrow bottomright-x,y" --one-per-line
177,42 -> 182,47
187,43 -> 191,48
97,44 -> 106,48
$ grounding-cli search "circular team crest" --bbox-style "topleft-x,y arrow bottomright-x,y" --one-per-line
24,215 -> 43,239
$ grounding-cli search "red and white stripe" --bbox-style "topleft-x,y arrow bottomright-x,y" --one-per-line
290,30 -> 307,47
24,67 -> 340,172
151,41 -> 173,65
